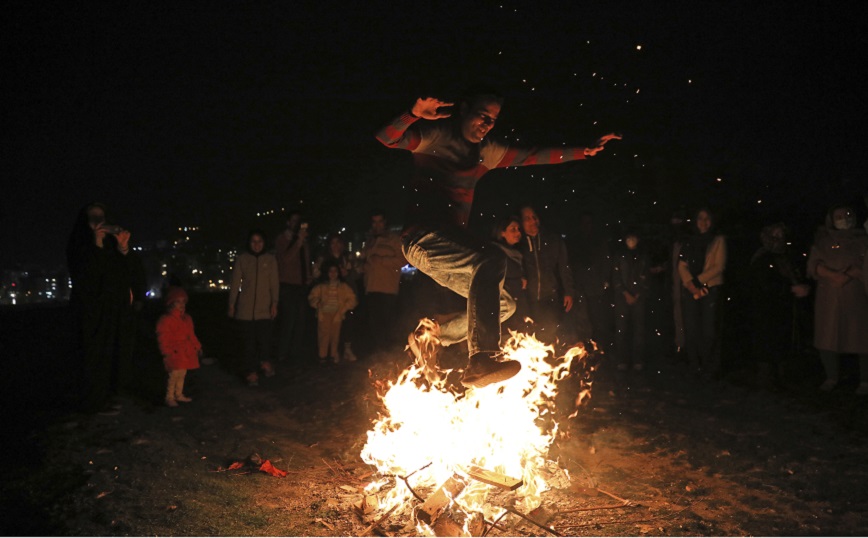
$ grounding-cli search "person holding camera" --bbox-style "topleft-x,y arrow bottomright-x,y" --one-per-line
65,202 -> 143,413
274,210 -> 313,367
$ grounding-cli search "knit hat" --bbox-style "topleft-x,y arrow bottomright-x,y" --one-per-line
164,286 -> 188,306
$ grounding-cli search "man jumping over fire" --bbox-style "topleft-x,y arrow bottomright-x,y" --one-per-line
376,89 -> 620,388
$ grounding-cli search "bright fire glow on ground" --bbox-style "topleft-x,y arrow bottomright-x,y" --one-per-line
360,328 -> 590,534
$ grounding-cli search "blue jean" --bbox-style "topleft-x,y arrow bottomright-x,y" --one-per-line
402,229 -> 515,357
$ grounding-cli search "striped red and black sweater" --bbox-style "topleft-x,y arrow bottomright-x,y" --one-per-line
376,111 -> 589,234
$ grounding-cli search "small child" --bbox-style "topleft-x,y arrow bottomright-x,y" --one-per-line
308,260 -> 358,363
156,286 -> 202,407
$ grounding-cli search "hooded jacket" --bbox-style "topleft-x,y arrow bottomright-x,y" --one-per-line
519,230 -> 575,302
229,250 -> 280,321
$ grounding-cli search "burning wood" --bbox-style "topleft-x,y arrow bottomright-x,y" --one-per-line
417,474 -> 468,525
463,466 -> 522,491
360,328 -> 592,532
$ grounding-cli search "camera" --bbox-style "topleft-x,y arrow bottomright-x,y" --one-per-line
101,224 -> 124,235
299,222 -> 309,231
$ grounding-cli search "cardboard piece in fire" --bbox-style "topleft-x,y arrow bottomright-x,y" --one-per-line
377,91 -> 620,389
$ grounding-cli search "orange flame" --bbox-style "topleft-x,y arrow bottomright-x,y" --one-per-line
361,322 -> 589,530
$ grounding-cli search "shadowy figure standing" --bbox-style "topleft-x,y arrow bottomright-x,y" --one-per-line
65,202 -> 142,413
612,227 -> 651,373
228,229 -> 279,387
748,222 -> 811,389
517,204 -> 575,345
376,89 -> 619,387
807,205 -> 868,394
571,211 -> 615,352
359,210 -> 406,355
677,207 -> 727,380
275,210 -> 312,367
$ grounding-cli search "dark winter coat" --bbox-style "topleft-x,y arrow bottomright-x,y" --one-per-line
612,246 -> 651,298
519,231 -> 575,302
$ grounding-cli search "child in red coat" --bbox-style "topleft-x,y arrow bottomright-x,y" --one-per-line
156,287 -> 202,407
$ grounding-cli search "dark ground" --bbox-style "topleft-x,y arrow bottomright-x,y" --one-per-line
2,292 -> 867,536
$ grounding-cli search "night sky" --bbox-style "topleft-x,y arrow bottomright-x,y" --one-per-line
3,1 -> 866,268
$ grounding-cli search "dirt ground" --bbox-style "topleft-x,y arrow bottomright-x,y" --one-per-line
3,294 -> 868,537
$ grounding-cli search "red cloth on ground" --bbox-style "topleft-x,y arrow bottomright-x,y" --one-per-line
259,460 -> 287,478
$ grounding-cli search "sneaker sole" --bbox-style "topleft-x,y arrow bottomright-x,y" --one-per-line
462,361 -> 522,388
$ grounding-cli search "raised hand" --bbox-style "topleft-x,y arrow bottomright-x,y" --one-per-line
411,97 -> 454,120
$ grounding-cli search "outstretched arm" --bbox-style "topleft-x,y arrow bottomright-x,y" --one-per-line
494,133 -> 622,168
375,97 -> 454,150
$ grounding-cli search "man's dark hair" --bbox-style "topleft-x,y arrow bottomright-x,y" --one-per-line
515,202 -> 539,217
459,86 -> 504,109
370,208 -> 388,221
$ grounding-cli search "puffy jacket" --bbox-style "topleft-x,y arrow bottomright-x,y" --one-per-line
157,311 -> 201,371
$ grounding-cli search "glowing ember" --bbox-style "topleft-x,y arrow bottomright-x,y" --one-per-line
360,322 -> 590,533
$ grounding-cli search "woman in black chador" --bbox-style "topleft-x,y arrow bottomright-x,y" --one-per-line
66,202 -> 142,413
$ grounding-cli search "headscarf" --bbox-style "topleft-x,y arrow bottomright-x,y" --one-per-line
65,202 -> 117,281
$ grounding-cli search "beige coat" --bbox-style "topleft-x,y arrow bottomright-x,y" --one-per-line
229,252 -> 280,321
807,226 -> 868,353
678,235 -> 727,289
361,232 -> 405,295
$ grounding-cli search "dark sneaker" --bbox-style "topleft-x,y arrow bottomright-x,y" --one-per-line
461,352 -> 521,388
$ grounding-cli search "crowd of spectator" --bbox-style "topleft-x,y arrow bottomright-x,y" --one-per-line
66,195 -> 868,412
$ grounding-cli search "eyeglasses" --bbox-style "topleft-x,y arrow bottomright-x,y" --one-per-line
477,112 -> 497,126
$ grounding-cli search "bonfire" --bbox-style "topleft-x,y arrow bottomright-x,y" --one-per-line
360,319 -> 591,535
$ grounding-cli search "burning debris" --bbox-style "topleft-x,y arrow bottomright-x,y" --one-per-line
359,320 -> 593,535
210,453 -> 288,478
